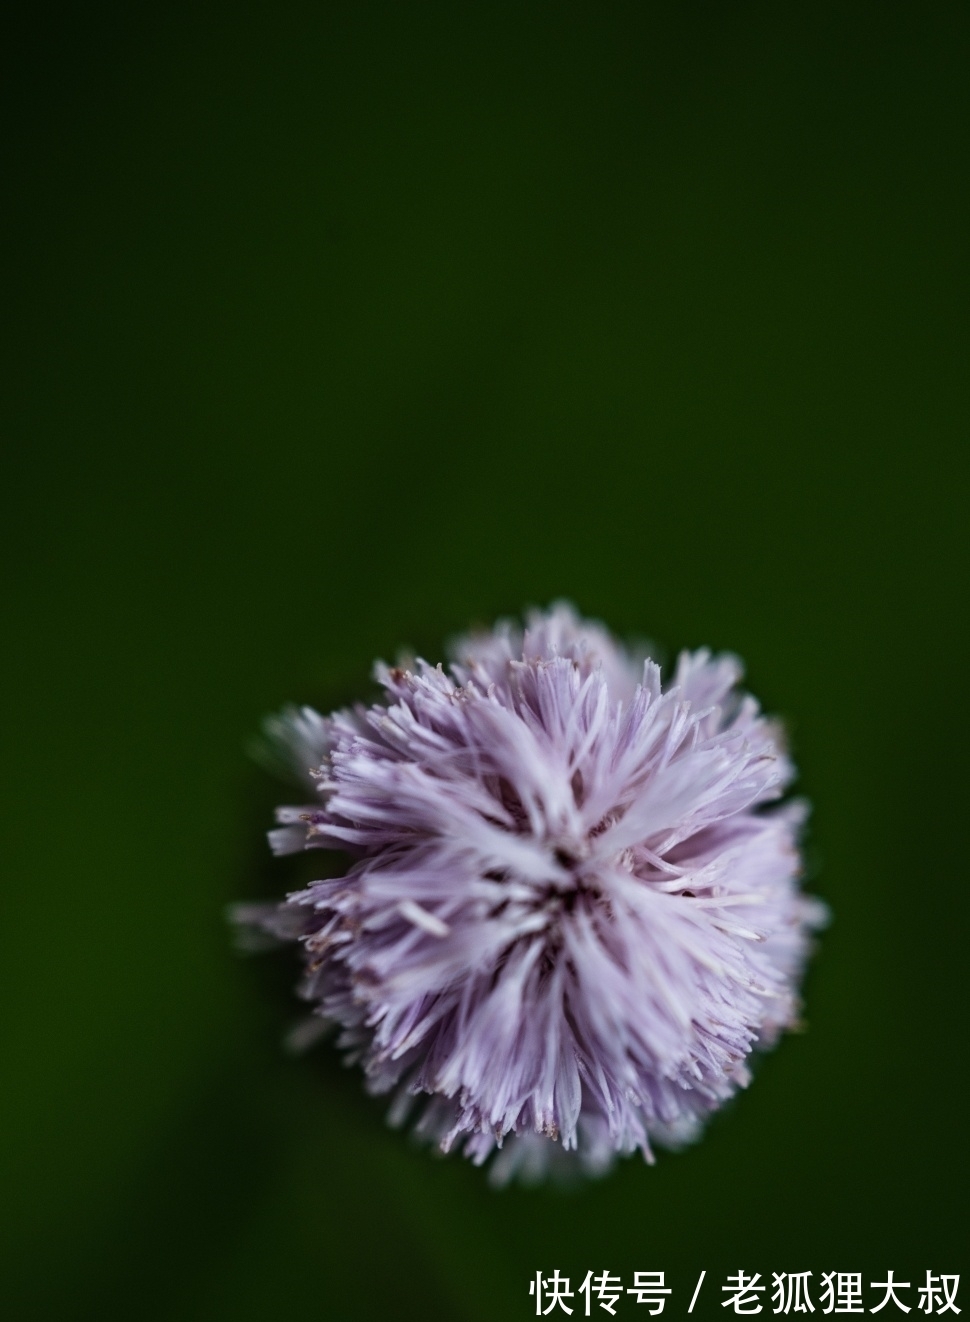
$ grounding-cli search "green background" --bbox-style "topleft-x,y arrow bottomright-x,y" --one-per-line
2,4 -> 967,1319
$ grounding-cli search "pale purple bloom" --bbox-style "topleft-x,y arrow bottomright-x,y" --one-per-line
238,605 -> 824,1183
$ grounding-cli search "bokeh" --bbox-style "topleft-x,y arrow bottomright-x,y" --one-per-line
2,4 -> 967,1319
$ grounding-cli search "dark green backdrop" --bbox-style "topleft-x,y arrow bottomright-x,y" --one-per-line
2,4 -> 967,1319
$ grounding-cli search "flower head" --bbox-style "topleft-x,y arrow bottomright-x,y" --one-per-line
239,605 -> 824,1183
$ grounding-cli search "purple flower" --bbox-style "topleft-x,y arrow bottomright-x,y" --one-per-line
237,605 -> 825,1184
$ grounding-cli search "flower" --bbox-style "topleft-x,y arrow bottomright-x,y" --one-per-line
237,604 -> 825,1183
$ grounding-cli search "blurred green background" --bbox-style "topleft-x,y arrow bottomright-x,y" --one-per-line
2,3 -> 967,1319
